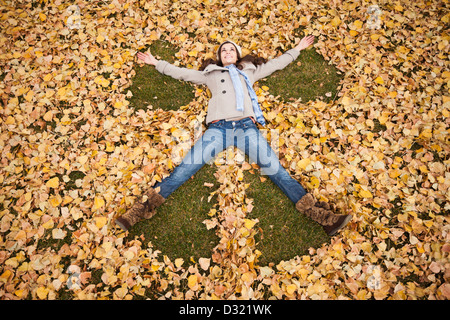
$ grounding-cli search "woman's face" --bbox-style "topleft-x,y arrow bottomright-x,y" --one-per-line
220,43 -> 238,66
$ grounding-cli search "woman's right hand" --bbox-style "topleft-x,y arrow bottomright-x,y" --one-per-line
137,51 -> 159,66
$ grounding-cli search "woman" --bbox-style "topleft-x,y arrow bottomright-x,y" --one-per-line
115,35 -> 351,236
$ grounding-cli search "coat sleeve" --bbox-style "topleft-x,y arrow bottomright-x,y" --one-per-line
252,49 -> 300,82
155,60 -> 207,85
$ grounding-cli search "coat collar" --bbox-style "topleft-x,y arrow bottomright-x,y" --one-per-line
203,64 -> 227,73
203,62 -> 256,74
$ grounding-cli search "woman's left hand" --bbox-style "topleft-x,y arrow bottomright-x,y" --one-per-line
137,51 -> 159,66
294,35 -> 315,51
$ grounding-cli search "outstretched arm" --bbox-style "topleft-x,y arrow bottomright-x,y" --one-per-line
136,49 -> 207,85
252,35 -> 315,81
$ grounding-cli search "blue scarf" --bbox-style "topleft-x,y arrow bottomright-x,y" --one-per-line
225,64 -> 266,126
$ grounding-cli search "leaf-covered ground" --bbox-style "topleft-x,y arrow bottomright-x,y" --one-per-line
0,0 -> 449,300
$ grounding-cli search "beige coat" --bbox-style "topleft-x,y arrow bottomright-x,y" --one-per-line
155,48 -> 300,124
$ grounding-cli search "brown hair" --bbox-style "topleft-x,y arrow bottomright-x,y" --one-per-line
199,42 -> 267,71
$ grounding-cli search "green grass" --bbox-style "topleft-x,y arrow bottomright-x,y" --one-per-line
245,171 -> 328,265
260,45 -> 343,103
130,40 -> 195,111
126,39 -> 341,265
127,165 -> 219,264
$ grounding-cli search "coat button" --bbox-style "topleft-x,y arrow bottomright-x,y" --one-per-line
221,79 -> 225,83
222,90 -> 226,94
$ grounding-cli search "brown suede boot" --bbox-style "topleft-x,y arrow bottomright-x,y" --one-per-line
115,188 -> 165,231
296,194 -> 351,236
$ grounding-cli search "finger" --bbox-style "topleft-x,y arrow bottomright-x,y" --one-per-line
137,52 -> 148,60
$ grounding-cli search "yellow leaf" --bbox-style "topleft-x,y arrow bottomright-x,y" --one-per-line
371,34 -> 381,41
149,30 -> 159,41
311,125 -> 321,135
95,216 -> 107,228
296,158 -> 311,170
77,155 -> 88,165
378,113 -> 390,125
187,274 -> 198,289
266,111 -> 277,121
359,189 -> 373,198
42,218 -> 54,229
0,269 -> 12,283
242,272 -> 253,283
331,16 -> 341,27
353,20 -> 363,29
5,116 -> 15,125
14,230 -> 26,241
244,219 -> 257,230
105,141 -> 115,152
45,89 -> 55,98
310,176 -> 320,188
341,95 -> 353,106
25,90 -> 34,102
114,287 -> 128,299
43,73 -> 52,82
49,195 -> 62,207
92,197 -> 105,211
199,258 -> 210,271
151,264 -> 160,272
188,50 -> 198,57
36,286 -> 49,299
52,228 -> 66,239
43,111 -> 53,122
374,76 -> 384,84
39,13 -> 47,22
161,123 -> 172,130
420,128 -> 432,139
298,268 -> 309,280
15,289 -> 25,298
57,86 -> 67,98
46,177 -> 60,189
286,284 -> 297,295
388,91 -> 398,98
175,258 -> 184,268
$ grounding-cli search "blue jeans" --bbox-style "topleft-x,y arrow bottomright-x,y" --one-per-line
155,117 -> 307,204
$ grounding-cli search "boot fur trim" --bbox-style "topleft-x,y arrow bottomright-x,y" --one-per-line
114,188 -> 165,231
296,194 -> 339,226
295,194 -> 315,212
141,189 -> 165,219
